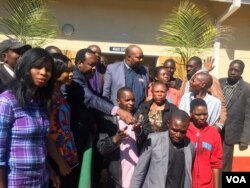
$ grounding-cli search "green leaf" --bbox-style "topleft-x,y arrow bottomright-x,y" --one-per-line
157,0 -> 231,65
0,0 -> 59,47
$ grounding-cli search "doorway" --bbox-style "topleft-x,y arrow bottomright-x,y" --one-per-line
103,53 -> 158,80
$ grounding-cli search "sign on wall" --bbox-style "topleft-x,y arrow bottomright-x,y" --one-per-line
109,47 -> 126,52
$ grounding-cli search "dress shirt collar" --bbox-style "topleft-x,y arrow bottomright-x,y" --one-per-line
123,60 -> 131,70
3,64 -> 14,77
225,79 -> 240,88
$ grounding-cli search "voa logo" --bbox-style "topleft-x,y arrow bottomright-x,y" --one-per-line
226,176 -> 247,183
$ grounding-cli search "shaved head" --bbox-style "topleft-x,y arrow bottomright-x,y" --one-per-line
195,72 -> 213,89
87,45 -> 101,53
87,45 -> 101,61
125,45 -> 142,56
45,45 -> 62,54
124,44 -> 144,69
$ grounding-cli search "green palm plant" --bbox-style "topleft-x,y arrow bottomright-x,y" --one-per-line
158,0 -> 230,66
0,0 -> 59,47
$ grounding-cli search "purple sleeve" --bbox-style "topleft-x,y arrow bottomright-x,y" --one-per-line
0,96 -> 14,166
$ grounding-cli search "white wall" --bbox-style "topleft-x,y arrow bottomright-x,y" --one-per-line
1,0 -> 250,81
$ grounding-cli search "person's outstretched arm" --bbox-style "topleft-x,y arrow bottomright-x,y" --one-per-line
62,71 -> 134,124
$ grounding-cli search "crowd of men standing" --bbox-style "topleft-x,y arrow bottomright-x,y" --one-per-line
0,39 -> 249,188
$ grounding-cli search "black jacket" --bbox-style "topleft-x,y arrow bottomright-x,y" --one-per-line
134,99 -> 179,145
0,64 -> 14,93
96,115 -> 123,188
62,66 -> 114,151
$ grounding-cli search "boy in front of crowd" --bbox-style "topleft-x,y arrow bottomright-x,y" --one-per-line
97,87 -> 139,188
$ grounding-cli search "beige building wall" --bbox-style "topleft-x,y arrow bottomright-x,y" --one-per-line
0,0 -> 250,81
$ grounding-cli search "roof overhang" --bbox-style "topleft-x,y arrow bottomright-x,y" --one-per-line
209,0 -> 250,4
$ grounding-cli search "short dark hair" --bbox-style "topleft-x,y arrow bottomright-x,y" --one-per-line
163,58 -> 176,66
75,48 -> 95,64
117,87 -> 133,99
170,109 -> 190,124
188,56 -> 202,68
190,98 -> 207,112
152,81 -> 167,90
230,59 -> 245,71
153,66 -> 166,79
195,72 -> 213,89
51,53 -> 70,79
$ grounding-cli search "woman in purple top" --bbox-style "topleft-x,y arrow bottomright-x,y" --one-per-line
0,48 -> 55,188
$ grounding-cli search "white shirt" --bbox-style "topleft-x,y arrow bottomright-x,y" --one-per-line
179,92 -> 221,126
3,64 -> 14,77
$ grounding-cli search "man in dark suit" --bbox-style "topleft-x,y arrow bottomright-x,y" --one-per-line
62,49 -> 134,161
0,39 -> 31,92
87,44 -> 107,96
103,44 -> 149,108
219,59 -> 250,171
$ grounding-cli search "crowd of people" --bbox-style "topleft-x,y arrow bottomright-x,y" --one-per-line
0,39 -> 250,188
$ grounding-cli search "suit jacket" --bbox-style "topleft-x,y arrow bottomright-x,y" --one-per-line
219,78 -> 250,145
62,66 -> 114,150
130,131 -> 195,188
0,64 -> 14,93
103,60 -> 149,106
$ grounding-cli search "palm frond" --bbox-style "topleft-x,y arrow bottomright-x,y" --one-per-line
157,0 -> 231,64
0,0 -> 59,47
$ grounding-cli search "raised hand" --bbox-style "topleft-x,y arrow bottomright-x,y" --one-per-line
203,56 -> 215,72
133,114 -> 143,133
112,127 -> 128,144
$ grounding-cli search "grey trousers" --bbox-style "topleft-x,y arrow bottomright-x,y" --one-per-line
222,143 -> 234,172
